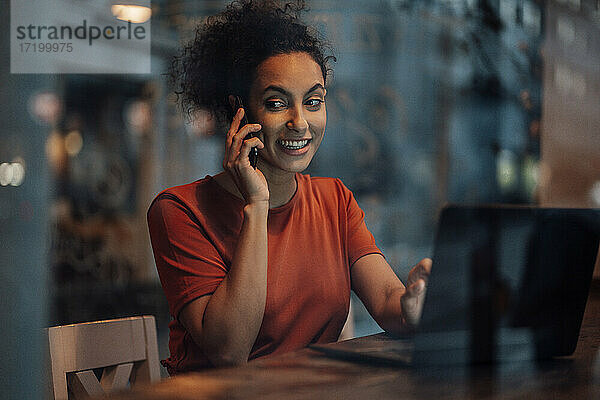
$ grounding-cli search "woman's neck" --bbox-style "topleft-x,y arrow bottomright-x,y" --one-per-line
213,160 -> 297,209
260,160 -> 297,209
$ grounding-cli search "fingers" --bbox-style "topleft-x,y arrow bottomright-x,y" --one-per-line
225,108 -> 243,158
239,137 -> 264,162
224,108 -> 262,169
226,108 -> 244,143
417,258 -> 433,273
224,109 -> 242,167
230,136 -> 264,170
402,258 -> 431,327
400,259 -> 432,328
226,124 -> 261,161
401,278 -> 427,327
405,278 -> 425,297
225,108 -> 259,152
407,258 -> 432,286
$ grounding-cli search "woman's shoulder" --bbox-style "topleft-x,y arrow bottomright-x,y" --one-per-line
147,175 -> 243,221
298,173 -> 353,201
149,176 -> 213,209
147,174 -> 244,234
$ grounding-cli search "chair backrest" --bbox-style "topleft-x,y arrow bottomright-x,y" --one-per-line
46,315 -> 161,400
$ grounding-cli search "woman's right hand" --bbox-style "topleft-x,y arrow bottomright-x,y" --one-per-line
224,108 -> 269,205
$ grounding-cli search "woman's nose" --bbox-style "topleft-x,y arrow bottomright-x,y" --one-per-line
286,106 -> 308,133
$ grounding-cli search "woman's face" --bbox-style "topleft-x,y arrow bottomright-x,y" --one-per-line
246,52 -> 326,174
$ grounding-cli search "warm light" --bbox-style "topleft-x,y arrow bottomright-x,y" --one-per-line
496,149 -> 517,193
591,181 -> 600,207
45,130 -> 68,176
0,163 -> 12,186
10,163 -> 25,186
0,162 -> 25,187
65,130 -> 83,156
29,91 -> 62,126
111,5 -> 152,23
125,100 -> 152,136
521,155 -> 539,200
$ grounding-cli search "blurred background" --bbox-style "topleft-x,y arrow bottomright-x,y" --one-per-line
2,0 -> 599,397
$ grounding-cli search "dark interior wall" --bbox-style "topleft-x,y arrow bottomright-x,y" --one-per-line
1,4 -> 53,398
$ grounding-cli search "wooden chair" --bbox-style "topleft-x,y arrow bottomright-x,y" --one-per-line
46,315 -> 161,399
338,299 -> 356,341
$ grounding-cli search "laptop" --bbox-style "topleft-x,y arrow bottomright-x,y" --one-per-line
310,205 -> 600,366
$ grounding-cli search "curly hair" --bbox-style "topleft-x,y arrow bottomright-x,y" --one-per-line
169,0 -> 336,126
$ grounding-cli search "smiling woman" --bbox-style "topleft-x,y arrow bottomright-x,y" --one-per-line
245,52 -> 326,177
147,0 -> 431,375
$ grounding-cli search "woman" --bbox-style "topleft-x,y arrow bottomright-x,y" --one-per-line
147,0 -> 431,374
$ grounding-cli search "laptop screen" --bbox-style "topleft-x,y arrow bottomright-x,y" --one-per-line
415,206 -> 600,364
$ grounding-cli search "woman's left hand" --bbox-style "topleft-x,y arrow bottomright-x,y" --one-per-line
400,258 -> 432,327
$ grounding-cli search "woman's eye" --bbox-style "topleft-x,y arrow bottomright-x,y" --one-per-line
305,99 -> 323,109
266,100 -> 286,109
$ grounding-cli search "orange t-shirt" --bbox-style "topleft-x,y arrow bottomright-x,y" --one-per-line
147,173 -> 382,374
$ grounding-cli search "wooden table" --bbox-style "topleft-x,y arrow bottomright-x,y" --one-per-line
116,283 -> 600,399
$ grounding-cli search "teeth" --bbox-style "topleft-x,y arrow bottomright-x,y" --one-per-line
278,139 -> 309,150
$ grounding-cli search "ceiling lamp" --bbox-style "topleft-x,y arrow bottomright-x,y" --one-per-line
111,0 -> 152,24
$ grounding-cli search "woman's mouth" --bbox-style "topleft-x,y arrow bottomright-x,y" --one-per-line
277,138 -> 312,155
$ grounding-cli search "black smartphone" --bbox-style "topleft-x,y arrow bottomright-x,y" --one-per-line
234,96 -> 258,169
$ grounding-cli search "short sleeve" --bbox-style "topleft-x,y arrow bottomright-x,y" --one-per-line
147,194 -> 228,319
336,180 -> 384,267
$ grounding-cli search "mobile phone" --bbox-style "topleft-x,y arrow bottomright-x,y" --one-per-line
234,96 -> 258,169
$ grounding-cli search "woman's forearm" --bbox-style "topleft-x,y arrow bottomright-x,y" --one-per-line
380,283 -> 428,336
377,287 -> 407,336
200,202 -> 269,366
